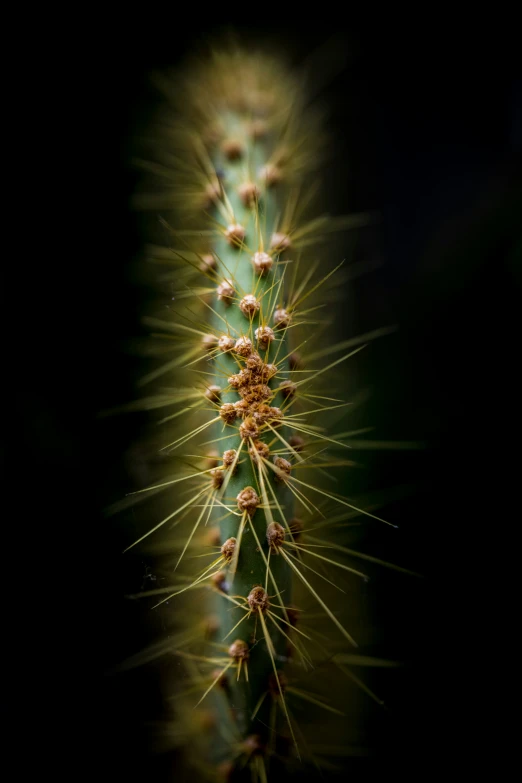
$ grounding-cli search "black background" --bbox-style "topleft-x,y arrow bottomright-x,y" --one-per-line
8,15 -> 520,783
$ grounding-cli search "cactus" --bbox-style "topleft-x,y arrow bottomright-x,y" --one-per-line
114,44 -> 418,782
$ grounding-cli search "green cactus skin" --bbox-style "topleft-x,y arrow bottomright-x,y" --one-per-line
206,114 -> 296,757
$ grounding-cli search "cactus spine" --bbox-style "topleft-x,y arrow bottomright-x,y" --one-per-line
120,46 -> 410,781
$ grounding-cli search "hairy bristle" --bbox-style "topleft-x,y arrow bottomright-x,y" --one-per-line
122,43 -> 401,782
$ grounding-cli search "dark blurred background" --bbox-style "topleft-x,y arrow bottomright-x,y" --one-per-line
10,17 -> 520,783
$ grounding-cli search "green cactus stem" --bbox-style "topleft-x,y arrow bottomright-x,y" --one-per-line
204,111 -> 298,756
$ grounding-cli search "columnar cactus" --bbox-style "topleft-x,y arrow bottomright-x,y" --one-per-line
118,45 -> 415,782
